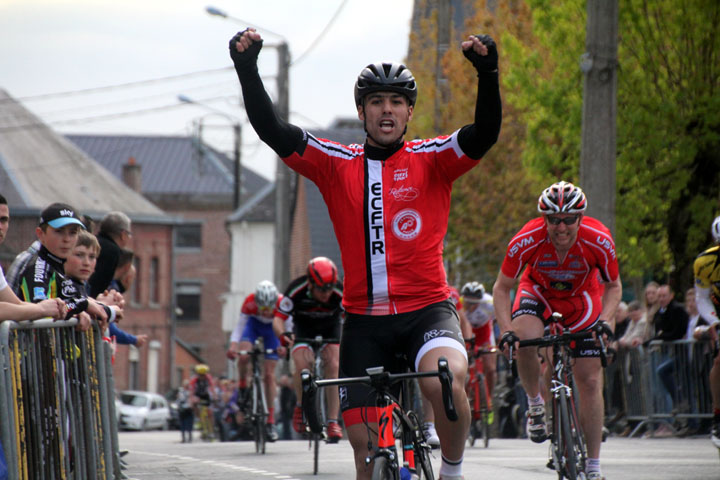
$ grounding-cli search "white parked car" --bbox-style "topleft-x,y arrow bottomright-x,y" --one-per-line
118,390 -> 171,431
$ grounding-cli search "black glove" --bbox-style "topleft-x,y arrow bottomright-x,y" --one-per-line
498,330 -> 519,351
229,29 -> 264,71
463,34 -> 498,73
592,320 -> 614,340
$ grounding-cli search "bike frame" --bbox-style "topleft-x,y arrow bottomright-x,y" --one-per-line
301,358 -> 458,480
465,340 -> 496,448
238,338 -> 276,454
293,336 -> 340,475
511,313 -> 607,480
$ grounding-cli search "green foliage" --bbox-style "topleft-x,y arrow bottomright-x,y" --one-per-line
405,0 -> 720,292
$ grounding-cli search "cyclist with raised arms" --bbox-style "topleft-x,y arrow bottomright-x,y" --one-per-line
493,181 -> 621,480
272,256 -> 344,442
692,215 -> 720,448
229,27 -> 501,480
227,280 -> 283,442
458,281 -> 497,412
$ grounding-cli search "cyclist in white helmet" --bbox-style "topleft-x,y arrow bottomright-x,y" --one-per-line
227,280 -> 282,442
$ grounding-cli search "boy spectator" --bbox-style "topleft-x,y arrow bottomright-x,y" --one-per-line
14,202 -> 107,330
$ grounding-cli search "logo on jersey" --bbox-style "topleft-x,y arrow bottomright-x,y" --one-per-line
393,168 -> 408,181
392,209 -> 422,241
509,236 -> 535,258
61,282 -> 78,298
279,296 -> 294,313
596,236 -> 616,259
369,181 -> 385,254
389,186 -> 419,202
551,281 -> 573,291
33,287 -> 47,301
538,261 -> 558,267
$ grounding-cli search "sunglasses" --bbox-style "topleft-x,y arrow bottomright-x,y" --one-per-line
546,215 -> 579,226
312,283 -> 334,293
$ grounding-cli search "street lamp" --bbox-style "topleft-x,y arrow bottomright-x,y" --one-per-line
177,94 -> 243,210
206,5 -> 293,291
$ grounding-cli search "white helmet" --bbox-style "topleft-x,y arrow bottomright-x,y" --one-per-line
461,281 -> 486,303
255,280 -> 278,308
712,216 -> 720,244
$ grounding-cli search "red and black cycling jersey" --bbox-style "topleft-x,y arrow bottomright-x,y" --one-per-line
501,216 -> 619,297
283,133 -> 478,315
16,244 -> 88,319
276,275 -> 343,331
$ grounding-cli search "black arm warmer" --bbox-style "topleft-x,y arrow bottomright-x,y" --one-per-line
236,65 -> 304,158
457,71 -> 502,160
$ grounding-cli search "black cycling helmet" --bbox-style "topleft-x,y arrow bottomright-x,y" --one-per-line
354,62 -> 417,107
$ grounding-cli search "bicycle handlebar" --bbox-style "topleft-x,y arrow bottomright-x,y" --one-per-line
293,336 -> 341,348
300,356 -> 458,434
508,328 -> 609,370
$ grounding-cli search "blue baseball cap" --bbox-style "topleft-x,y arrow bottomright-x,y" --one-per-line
39,203 -> 86,229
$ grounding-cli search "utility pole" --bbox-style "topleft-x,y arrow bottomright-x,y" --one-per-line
233,123 -> 242,209
579,0 -> 619,234
274,42 -> 292,290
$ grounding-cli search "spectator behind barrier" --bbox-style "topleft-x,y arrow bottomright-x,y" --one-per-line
64,231 -> 148,348
13,202 -> 108,331
0,194 -> 67,321
643,281 -> 661,329
89,211 -> 133,298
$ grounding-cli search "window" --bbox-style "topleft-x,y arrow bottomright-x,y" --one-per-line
132,257 -> 141,305
176,282 -> 201,322
149,257 -> 160,305
175,223 -> 202,249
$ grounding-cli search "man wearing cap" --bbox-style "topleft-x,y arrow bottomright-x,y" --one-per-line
0,194 -> 67,321
14,202 -> 107,329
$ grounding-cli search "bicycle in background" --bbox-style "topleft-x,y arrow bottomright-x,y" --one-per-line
507,313 -> 609,480
302,357 -> 457,480
292,335 -> 341,475
464,338 -> 496,448
196,402 -> 216,442
237,338 -> 277,454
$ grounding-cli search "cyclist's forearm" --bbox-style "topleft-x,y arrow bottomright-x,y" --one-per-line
457,71 -> 502,159
600,277 -> 622,325
237,66 -> 304,157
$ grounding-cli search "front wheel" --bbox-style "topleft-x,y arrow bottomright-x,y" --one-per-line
370,456 -> 396,480
477,373 -> 491,448
557,391 -> 577,479
414,442 -> 435,480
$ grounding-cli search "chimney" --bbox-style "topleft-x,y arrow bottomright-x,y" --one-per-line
122,157 -> 142,193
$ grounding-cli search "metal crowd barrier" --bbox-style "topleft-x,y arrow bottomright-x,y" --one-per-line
0,319 -> 121,479
613,339 -> 715,437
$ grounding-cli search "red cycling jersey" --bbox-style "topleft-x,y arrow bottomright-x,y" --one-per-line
284,130 -> 479,315
500,216 -> 619,331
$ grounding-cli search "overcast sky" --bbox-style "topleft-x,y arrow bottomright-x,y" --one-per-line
0,0 -> 414,179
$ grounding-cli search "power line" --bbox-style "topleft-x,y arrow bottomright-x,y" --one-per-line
291,0 -> 349,66
3,66 -> 235,104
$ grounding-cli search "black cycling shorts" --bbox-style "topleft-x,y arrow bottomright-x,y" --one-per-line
294,321 -> 342,344
338,300 -> 465,416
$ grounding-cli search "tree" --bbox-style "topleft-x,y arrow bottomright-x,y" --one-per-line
407,0 -> 540,287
